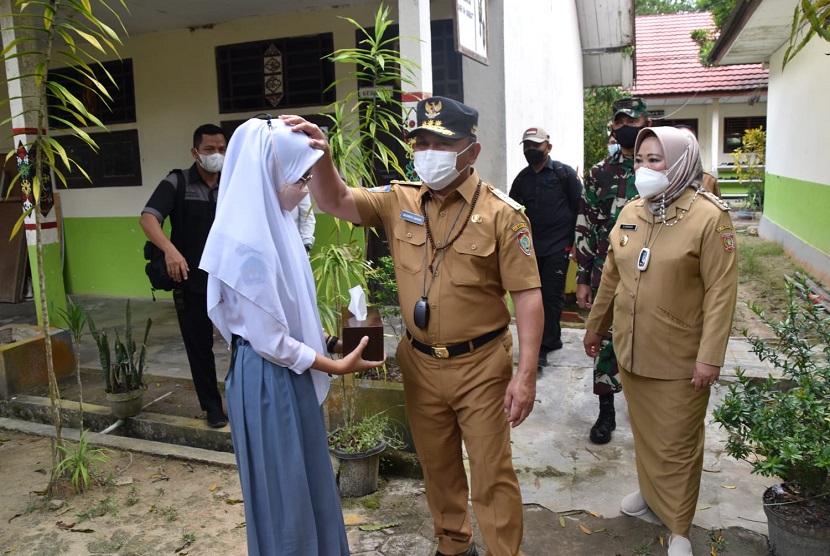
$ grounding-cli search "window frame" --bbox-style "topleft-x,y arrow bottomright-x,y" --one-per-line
55,129 -> 142,189
724,116 -> 766,153
215,33 -> 336,114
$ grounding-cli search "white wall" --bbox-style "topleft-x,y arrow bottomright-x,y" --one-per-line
766,38 -> 828,185
500,0 -> 584,188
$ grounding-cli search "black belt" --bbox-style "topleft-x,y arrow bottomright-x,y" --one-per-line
407,327 -> 506,359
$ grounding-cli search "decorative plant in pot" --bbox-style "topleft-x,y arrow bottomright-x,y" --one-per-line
87,301 -> 152,419
312,4 -> 416,496
713,276 -> 830,555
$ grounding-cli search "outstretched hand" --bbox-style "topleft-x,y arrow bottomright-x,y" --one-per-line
328,336 -> 385,376
280,115 -> 330,153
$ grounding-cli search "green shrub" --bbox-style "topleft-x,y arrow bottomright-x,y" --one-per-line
713,277 -> 830,497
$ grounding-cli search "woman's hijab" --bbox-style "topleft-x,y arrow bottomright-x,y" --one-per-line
200,117 -> 324,379
635,126 -> 703,212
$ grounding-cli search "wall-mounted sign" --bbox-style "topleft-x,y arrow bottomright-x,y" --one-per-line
454,0 -> 488,66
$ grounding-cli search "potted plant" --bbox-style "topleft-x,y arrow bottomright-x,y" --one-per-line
312,4 -> 418,495
87,300 -> 151,419
713,276 -> 830,555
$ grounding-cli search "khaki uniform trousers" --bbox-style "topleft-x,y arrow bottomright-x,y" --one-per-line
397,329 -> 525,556
621,367 -> 710,535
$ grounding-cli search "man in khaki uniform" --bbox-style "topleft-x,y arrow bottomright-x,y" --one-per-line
284,97 -> 543,556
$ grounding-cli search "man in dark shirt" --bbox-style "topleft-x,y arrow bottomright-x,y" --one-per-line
140,124 -> 228,428
510,127 -> 582,370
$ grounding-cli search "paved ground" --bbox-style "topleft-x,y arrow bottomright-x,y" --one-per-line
0,296 -> 777,555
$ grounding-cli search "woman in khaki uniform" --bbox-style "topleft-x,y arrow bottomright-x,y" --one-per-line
583,127 -> 738,556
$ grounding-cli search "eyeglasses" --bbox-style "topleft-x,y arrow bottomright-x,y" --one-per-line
296,171 -> 313,185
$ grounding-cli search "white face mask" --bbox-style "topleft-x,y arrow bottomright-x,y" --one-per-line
634,167 -> 670,199
197,152 -> 224,174
413,143 -> 473,190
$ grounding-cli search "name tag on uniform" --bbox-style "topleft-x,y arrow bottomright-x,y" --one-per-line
400,210 -> 424,226
620,224 -> 637,230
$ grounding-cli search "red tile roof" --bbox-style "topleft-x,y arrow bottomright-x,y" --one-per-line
631,12 -> 768,97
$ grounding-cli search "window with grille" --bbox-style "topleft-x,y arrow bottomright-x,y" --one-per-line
55,129 -> 142,188
216,34 -> 336,113
724,116 -> 766,152
49,59 -> 136,127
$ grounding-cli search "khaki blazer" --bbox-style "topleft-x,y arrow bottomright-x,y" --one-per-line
585,187 -> 738,379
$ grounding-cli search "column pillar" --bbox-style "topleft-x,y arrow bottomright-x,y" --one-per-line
398,0 -> 433,168
1,1 -> 67,323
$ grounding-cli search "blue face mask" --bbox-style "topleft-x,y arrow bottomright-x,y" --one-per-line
608,143 -> 621,156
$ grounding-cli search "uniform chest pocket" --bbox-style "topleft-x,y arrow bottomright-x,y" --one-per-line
392,221 -> 426,274
448,231 -> 496,285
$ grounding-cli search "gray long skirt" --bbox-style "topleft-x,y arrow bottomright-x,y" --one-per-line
227,339 -> 349,556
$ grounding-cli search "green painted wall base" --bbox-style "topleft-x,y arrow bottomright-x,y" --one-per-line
28,241 -> 67,324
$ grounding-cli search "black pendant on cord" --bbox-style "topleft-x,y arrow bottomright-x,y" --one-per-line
413,297 -> 430,329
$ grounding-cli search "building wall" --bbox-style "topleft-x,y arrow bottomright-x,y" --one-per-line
501,0 -> 584,187
2,1 -> 587,297
647,101 -> 768,172
759,36 -> 830,282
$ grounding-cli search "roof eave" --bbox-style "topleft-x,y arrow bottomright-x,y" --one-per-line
708,0 -> 766,65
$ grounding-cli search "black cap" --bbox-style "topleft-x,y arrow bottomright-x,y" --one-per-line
408,96 -> 478,140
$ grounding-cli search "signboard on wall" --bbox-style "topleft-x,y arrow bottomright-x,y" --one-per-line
454,0 -> 488,65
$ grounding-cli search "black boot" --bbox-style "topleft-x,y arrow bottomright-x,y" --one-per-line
589,394 -> 616,444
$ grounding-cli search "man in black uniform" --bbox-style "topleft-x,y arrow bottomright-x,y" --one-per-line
140,124 -> 228,427
509,127 -> 582,370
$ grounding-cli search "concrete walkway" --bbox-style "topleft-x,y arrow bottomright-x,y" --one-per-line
0,296 -> 777,554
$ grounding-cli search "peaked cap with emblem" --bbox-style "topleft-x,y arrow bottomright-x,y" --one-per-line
408,96 -> 478,140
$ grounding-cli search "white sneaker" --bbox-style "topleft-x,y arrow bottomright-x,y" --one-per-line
667,535 -> 693,556
620,490 -> 649,516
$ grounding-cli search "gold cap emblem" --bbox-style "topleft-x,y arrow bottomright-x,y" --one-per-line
620,235 -> 629,246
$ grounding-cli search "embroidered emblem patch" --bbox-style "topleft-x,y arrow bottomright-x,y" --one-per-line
517,229 -> 532,256
511,221 -> 528,232
721,233 -> 735,252
424,100 -> 442,118
716,224 -> 733,232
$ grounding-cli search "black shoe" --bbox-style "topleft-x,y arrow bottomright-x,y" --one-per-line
207,410 -> 229,428
436,546 -> 478,556
589,395 -> 616,444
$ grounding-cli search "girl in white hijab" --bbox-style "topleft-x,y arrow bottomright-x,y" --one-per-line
200,117 -> 383,556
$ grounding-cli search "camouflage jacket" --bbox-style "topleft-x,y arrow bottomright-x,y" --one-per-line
574,152 -> 637,289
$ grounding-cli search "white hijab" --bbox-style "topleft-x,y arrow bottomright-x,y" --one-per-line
200,117 -> 325,390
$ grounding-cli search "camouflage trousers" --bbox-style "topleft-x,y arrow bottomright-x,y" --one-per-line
593,331 -> 622,396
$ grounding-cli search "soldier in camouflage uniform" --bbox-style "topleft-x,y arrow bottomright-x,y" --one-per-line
574,97 -> 651,444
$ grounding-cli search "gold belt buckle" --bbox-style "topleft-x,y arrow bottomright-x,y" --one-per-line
431,346 -> 449,358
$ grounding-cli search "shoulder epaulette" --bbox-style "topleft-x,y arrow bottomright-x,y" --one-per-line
488,185 -> 524,211
389,179 -> 422,188
699,189 -> 730,211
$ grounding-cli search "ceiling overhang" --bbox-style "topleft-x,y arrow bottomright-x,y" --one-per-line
709,0 -> 800,66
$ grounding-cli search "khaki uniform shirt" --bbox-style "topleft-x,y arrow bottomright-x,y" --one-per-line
353,169 -> 541,345
585,187 -> 738,379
